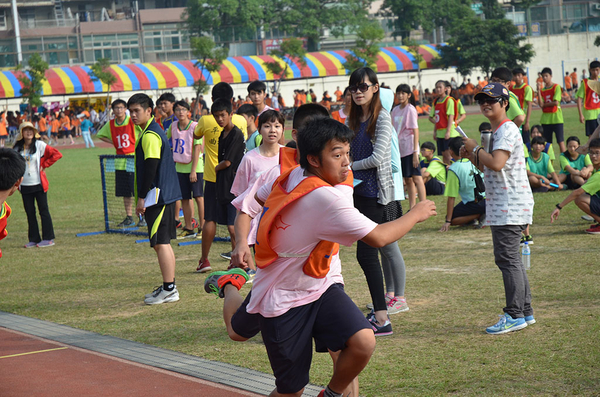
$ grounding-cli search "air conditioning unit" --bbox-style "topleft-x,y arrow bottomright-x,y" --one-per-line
591,3 -> 600,13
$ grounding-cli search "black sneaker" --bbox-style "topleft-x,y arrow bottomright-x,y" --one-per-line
118,216 -> 135,227
367,310 -> 393,336
175,219 -> 182,229
137,216 -> 147,228
220,251 -> 232,260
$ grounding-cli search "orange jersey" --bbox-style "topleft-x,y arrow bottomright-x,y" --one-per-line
59,116 -> 71,130
50,119 -> 60,133
334,90 -> 343,102
38,117 -> 47,132
564,75 -> 572,89
0,116 -> 7,136
570,72 -> 578,84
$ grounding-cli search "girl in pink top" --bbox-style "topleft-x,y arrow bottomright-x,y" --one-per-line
391,84 -> 426,209
230,110 -> 285,244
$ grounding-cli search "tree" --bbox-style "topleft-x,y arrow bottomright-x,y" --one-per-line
382,0 -> 472,41
88,58 -> 117,112
16,53 -> 48,113
344,20 -> 385,73
190,36 -> 229,119
435,14 -> 535,77
263,38 -> 307,94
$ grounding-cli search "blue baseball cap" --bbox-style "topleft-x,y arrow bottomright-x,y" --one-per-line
474,83 -> 510,101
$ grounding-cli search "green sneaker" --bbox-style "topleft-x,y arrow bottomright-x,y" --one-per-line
204,268 -> 249,298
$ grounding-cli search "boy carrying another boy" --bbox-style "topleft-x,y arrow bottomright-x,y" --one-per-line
462,83 -> 535,335
439,137 -> 486,232
205,117 -> 436,397
128,93 -> 182,305
551,138 -> 600,234
0,148 -> 26,258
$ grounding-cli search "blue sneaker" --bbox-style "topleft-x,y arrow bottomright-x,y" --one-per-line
486,313 -> 528,335
525,315 -> 536,325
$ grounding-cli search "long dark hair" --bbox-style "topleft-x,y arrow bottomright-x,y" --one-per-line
395,84 -> 416,107
347,67 -> 382,139
563,136 -> 580,161
13,129 -> 38,155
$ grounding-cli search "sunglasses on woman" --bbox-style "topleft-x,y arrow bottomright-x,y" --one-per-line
349,83 -> 375,94
477,97 -> 503,106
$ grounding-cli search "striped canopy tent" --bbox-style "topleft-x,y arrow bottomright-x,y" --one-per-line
0,45 -> 442,99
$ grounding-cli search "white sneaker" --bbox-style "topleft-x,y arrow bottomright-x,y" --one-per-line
581,215 -> 594,222
144,286 -> 179,305
145,286 -> 162,299
387,297 -> 409,314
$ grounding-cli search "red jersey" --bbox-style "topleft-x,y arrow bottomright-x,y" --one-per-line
110,119 -> 136,155
582,79 -> 600,110
510,83 -> 530,109
540,84 -> 559,113
0,202 -> 11,258
434,96 -> 453,129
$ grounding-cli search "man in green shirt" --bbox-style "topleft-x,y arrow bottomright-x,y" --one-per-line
551,138 -> 600,234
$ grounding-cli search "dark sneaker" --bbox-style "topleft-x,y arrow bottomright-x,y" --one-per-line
118,216 -> 135,227
220,251 -> 232,260
175,219 -> 182,229
137,216 -> 147,228
196,258 -> 212,273
367,310 -> 393,336
177,228 -> 197,239
204,268 -> 249,298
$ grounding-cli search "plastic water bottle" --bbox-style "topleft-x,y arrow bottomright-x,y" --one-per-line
522,242 -> 531,270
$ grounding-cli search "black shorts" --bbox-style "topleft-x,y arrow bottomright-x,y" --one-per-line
0,135 -> 6,141
436,138 -> 450,155
38,130 -> 48,137
231,291 -> 261,339
521,127 -> 530,146
542,123 -> 564,144
204,181 -> 218,222
589,194 -> 600,217
217,200 -> 236,226
452,200 -> 486,219
115,170 -> 135,197
585,119 -> 599,137
425,178 -> 445,196
51,132 -> 58,138
177,172 -> 204,200
145,202 -> 176,247
259,283 -> 371,394
401,154 -> 421,177
564,174 -> 581,190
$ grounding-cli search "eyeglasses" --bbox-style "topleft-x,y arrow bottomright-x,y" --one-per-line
349,83 -> 375,94
477,98 -> 502,106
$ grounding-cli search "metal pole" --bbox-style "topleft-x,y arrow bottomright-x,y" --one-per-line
11,0 -> 22,64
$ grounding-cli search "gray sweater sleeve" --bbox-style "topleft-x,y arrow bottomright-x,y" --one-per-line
351,110 -> 393,171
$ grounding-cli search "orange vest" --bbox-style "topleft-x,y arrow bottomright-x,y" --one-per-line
331,110 -> 346,125
434,96 -> 452,129
0,202 -> 11,258
110,119 -> 136,155
254,166 -> 343,279
583,79 -> 600,110
510,83 -> 529,109
541,84 -> 559,113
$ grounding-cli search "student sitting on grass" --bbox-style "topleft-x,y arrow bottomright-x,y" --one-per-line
439,137 -> 486,232
420,141 -> 446,196
527,125 -> 556,162
551,138 -> 600,234
204,117 -> 436,397
558,136 -> 593,189
0,148 -> 25,258
527,136 -> 563,192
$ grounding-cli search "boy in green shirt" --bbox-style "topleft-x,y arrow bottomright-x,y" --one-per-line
420,141 -> 446,196
537,67 -> 566,153
576,60 -> 600,137
526,136 -> 563,192
551,138 -> 600,234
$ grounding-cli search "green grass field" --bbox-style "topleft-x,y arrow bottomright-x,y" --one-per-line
1,105 -> 599,396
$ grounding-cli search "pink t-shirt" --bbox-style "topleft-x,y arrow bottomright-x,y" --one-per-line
246,166 -> 377,318
230,147 -> 281,244
391,104 -> 419,157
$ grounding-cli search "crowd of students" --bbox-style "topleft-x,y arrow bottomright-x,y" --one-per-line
2,60 -> 600,397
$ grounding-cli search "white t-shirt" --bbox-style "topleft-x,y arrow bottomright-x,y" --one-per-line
484,120 -> 534,226
391,104 -> 419,157
246,166 -> 377,318
21,140 -> 47,186
230,147 -> 281,244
